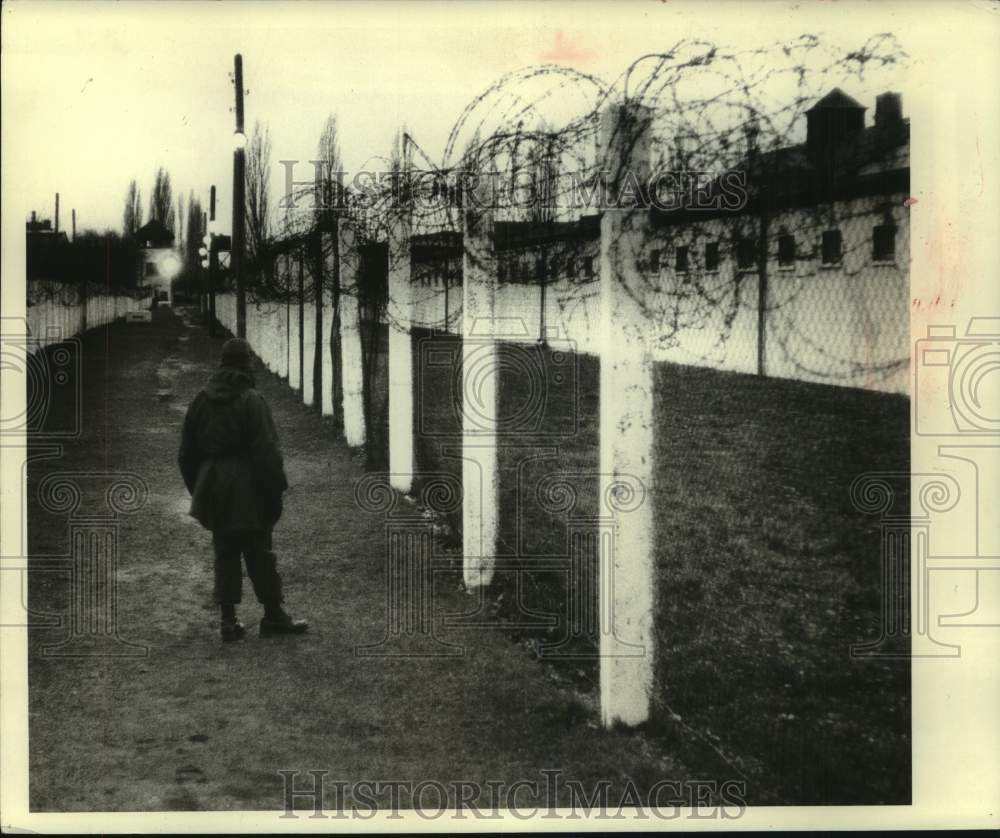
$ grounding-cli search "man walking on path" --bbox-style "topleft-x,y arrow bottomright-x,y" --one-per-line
179,337 -> 309,641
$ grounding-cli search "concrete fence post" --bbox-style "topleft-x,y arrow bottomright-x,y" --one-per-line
250,303 -> 261,367
461,208 -> 499,589
302,292 -> 316,407
387,210 -> 414,492
260,304 -> 272,371
288,267 -> 302,392
276,292 -> 289,380
263,304 -> 276,372
597,101 -> 657,728
262,304 -> 271,369
247,301 -> 255,352
339,221 -> 367,447
321,231 -> 336,418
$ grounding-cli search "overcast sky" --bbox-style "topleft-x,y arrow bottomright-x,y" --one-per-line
0,0 -> 950,238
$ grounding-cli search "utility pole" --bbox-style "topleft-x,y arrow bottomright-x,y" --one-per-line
201,209 -> 208,317
232,53 -> 247,338
79,211 -> 87,332
55,193 -> 60,235
749,122 -> 769,378
71,209 -> 76,242
209,185 -> 217,337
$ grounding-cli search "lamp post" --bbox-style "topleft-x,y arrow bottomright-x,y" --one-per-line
199,185 -> 219,337
232,53 -> 248,338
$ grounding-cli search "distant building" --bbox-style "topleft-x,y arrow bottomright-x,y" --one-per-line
641,87 -> 911,393
135,219 -> 180,306
26,211 -> 69,246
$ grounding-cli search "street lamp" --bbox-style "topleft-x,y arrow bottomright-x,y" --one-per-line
232,53 -> 247,338
160,253 -> 182,280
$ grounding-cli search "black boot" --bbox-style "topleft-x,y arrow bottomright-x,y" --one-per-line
260,602 -> 309,636
220,604 -> 246,642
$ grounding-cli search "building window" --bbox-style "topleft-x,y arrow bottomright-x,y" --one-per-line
585,255 -> 596,278
144,261 -> 157,277
675,246 -> 689,273
648,249 -> 661,273
821,230 -> 843,265
778,233 -> 796,268
736,237 -> 756,271
705,242 -> 720,272
873,224 -> 895,262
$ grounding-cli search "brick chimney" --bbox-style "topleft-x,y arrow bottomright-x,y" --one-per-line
875,92 -> 903,130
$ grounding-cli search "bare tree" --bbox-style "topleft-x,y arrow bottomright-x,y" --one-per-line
176,192 -> 186,251
312,115 -> 345,427
317,114 -> 343,215
149,167 -> 173,228
122,179 -> 143,237
245,119 -> 272,263
184,190 -> 203,276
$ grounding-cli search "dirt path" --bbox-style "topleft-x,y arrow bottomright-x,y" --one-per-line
27,307 -> 689,814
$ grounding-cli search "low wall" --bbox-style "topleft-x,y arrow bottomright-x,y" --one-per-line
25,281 -> 145,350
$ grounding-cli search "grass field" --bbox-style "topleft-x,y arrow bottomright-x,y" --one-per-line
412,342 -> 910,805
649,362 -> 909,805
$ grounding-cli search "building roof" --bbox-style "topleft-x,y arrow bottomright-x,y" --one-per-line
807,87 -> 866,112
650,90 -> 909,226
493,215 -> 601,249
135,219 -> 175,246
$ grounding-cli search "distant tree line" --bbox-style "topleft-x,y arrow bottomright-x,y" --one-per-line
27,230 -> 139,289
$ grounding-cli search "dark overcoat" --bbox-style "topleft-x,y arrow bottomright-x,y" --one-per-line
178,366 -> 288,532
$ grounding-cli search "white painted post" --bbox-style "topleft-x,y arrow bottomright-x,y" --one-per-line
302,293 -> 316,406
276,294 -> 289,380
268,304 -> 277,371
262,304 -> 275,372
339,221 -> 366,447
261,305 -> 273,371
461,209 -> 499,589
248,303 -> 258,359
387,211 -> 414,492
288,279 -> 301,391
598,102 -> 657,728
321,231 -> 336,417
